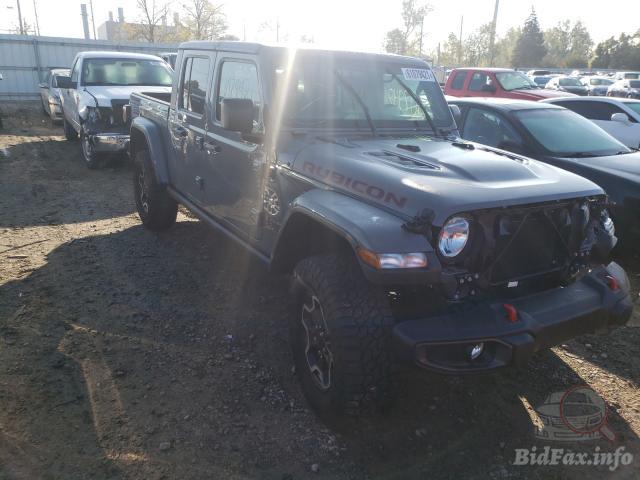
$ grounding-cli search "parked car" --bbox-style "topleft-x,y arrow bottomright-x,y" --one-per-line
613,71 -> 640,81
580,76 -> 614,96
531,75 -> 553,87
444,68 -> 574,100
526,69 -> 551,76
545,76 -> 588,96
448,97 -> 640,242
542,97 -> 640,149
607,79 -> 640,98
128,41 -> 631,416
38,68 -> 70,121
56,51 -> 173,168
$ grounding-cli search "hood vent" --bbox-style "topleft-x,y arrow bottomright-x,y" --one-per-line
367,150 -> 439,170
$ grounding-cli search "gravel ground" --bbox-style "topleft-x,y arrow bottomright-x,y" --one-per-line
0,103 -> 639,480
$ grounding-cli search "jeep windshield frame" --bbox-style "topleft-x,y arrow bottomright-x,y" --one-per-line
267,51 -> 453,134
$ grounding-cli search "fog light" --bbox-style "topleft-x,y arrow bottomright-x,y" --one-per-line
469,343 -> 484,360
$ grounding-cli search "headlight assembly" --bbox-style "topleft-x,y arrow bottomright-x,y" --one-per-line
438,216 -> 470,258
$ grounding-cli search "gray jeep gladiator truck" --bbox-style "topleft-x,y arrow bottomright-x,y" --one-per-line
128,41 -> 633,416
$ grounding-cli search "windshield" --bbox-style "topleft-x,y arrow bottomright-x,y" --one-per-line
559,77 -> 583,87
623,73 -> 640,79
629,80 -> 640,88
623,102 -> 640,115
589,78 -> 613,86
82,58 -> 173,87
272,54 -> 452,132
515,109 -> 629,157
495,71 -> 539,91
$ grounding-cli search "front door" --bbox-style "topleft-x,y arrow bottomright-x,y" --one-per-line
200,55 -> 267,239
167,52 -> 214,205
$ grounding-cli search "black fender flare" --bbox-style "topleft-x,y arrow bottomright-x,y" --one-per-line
271,189 -> 441,284
130,116 -> 170,185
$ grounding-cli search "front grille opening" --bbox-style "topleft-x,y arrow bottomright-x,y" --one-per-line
490,211 -> 570,284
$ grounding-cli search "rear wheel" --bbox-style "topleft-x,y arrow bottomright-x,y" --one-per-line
133,149 -> 177,231
291,253 -> 395,416
63,117 -> 77,141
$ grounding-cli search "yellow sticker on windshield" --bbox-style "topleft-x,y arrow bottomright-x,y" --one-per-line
401,68 -> 435,82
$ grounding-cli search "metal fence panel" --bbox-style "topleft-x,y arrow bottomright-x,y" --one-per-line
0,34 -> 178,100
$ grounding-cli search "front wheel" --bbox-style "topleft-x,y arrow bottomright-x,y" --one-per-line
133,149 -> 177,231
80,128 -> 101,169
291,253 -> 395,416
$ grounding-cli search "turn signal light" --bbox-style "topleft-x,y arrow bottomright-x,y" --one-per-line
605,275 -> 619,291
503,303 -> 518,323
357,248 -> 428,270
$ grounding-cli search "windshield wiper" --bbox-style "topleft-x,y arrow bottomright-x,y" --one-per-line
333,70 -> 377,137
387,71 -> 442,138
561,152 -> 600,158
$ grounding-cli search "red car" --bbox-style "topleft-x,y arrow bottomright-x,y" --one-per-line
444,68 -> 576,101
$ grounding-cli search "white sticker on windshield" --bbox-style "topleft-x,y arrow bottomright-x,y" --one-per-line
401,68 -> 435,82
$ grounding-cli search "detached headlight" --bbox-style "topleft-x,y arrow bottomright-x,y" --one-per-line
438,216 -> 470,258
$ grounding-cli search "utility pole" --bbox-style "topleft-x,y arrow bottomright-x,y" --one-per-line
89,0 -> 96,39
488,0 -> 500,66
457,15 -> 463,65
16,0 -> 25,35
418,15 -> 425,56
32,0 -> 40,35
276,18 -> 280,43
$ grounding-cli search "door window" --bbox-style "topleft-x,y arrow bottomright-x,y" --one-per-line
468,72 -> 494,92
179,56 -> 210,116
462,107 -> 522,148
450,71 -> 467,90
215,60 -> 262,131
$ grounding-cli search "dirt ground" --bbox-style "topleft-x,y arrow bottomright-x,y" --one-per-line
0,103 -> 639,480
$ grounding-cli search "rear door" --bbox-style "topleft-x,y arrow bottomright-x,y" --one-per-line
200,54 -> 266,239
167,51 -> 214,204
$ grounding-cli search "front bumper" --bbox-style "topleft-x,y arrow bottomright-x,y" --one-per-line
393,262 -> 633,373
90,133 -> 129,153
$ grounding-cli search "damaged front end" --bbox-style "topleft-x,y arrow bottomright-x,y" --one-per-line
81,100 -> 130,154
431,196 -> 618,302
393,196 -> 632,374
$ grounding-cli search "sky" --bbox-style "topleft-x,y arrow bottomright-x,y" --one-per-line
0,0 -> 638,54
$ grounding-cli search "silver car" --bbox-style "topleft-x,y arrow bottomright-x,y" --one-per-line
39,68 -> 70,121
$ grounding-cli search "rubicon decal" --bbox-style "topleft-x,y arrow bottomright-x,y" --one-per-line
303,162 -> 407,208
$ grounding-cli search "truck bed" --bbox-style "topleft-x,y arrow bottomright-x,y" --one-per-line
130,91 -> 171,126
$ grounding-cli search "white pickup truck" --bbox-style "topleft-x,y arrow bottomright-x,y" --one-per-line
56,51 -> 173,168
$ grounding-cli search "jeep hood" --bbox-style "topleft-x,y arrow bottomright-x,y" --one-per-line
82,85 -> 172,106
290,136 -> 603,225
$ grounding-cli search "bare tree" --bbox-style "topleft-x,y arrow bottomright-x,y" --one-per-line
383,0 -> 433,56
135,0 -> 169,43
182,0 -> 227,40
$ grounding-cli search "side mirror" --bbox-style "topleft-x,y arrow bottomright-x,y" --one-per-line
39,82 -> 49,89
221,98 -> 254,134
55,75 -> 75,89
611,112 -> 630,124
449,104 -> 462,127
481,83 -> 496,93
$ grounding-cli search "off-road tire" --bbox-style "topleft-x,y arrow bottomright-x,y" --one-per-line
63,117 -> 78,141
133,149 -> 177,231
291,253 -> 395,416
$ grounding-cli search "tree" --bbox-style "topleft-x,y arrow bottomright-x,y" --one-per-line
493,27 -> 521,67
134,0 -> 169,43
511,9 -> 546,67
591,31 -> 640,69
383,0 -> 433,56
181,0 -> 227,41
